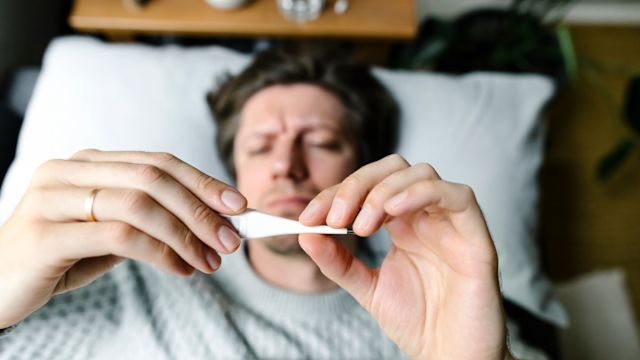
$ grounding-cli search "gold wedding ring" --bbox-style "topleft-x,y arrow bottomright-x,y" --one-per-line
84,188 -> 100,222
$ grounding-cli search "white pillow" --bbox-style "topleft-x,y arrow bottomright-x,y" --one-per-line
375,68 -> 568,327
0,36 -> 567,327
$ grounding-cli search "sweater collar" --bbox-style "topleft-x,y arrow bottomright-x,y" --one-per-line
210,243 -> 360,320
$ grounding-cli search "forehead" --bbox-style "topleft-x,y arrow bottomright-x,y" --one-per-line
238,84 -> 346,134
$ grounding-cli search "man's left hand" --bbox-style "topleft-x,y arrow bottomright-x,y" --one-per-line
298,154 -> 510,360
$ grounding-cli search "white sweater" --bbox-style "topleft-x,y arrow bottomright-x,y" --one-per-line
0,246 -> 406,359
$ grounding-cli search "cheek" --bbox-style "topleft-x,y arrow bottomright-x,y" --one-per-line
235,157 -> 271,207
306,151 -> 357,187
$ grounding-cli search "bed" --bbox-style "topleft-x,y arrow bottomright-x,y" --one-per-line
0,36 -> 567,359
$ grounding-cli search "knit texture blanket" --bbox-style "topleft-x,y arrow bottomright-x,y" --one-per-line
0,246 -> 405,359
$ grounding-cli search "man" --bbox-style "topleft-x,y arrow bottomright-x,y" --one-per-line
0,46 -> 514,359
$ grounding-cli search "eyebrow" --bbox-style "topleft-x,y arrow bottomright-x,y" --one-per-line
245,125 -> 341,141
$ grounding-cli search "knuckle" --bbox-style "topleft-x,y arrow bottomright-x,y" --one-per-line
36,159 -> 62,176
311,185 -> 338,205
69,148 -> 98,160
318,184 -> 339,200
157,242 -> 174,264
152,152 -> 177,166
416,179 -> 435,193
135,164 -> 167,184
122,190 -> 154,214
414,162 -> 436,177
180,230 -> 199,252
32,159 -> 64,186
334,176 -> 362,202
342,174 -> 363,189
367,182 -> 392,206
195,173 -> 218,195
460,184 -> 476,201
191,201 -> 215,225
152,241 -> 184,273
158,241 -> 181,265
108,223 -> 136,246
387,154 -> 409,167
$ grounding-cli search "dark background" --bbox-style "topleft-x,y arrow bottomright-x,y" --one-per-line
0,0 -> 72,185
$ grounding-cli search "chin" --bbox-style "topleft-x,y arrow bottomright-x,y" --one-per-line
262,234 -> 307,256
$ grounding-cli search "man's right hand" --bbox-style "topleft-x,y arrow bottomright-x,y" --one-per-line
0,149 -> 246,328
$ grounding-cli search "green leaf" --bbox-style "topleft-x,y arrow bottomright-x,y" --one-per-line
556,26 -> 578,82
624,74 -> 640,134
597,138 -> 637,180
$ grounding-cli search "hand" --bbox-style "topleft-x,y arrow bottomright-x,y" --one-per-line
0,150 -> 246,328
298,154 -> 509,360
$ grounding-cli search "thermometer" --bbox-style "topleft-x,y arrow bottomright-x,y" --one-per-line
221,209 -> 353,240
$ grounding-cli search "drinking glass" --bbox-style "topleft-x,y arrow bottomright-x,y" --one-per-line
276,0 -> 326,22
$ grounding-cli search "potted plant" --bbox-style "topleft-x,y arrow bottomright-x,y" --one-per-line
393,0 -> 577,85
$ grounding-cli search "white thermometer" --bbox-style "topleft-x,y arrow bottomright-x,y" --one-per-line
221,209 -> 353,240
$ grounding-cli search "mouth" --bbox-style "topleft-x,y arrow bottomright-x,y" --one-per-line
265,196 -> 313,212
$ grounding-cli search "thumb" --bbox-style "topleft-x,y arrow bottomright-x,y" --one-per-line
53,255 -> 124,295
299,234 -> 376,309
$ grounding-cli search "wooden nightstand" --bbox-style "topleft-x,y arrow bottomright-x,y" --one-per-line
69,0 -> 417,40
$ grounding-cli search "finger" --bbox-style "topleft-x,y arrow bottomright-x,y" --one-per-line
298,184 -> 339,226
34,160 -> 242,255
68,149 -> 247,214
325,154 -> 410,228
385,180 -> 475,214
384,180 -> 488,240
352,163 -> 441,237
298,234 -> 376,310
48,221 -> 202,277
36,187 -> 221,273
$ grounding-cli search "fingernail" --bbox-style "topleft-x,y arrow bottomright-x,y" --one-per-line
354,204 -> 373,231
221,190 -> 246,212
299,201 -> 319,222
205,250 -> 220,271
218,225 -> 241,252
328,200 -> 345,224
387,191 -> 408,209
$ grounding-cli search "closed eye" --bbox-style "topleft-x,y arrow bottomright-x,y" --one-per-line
248,145 -> 270,156
308,142 -> 341,151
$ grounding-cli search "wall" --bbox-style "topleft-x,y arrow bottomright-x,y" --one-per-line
541,25 -> 640,325
0,0 -> 69,85
418,0 -> 640,24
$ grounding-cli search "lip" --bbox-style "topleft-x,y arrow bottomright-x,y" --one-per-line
266,196 -> 313,209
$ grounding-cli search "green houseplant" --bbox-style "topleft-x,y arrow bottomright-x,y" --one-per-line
393,0 -> 577,85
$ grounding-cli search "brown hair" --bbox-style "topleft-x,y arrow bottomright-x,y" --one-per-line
206,46 -> 399,179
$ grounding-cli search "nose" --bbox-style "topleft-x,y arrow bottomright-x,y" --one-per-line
271,138 -> 308,181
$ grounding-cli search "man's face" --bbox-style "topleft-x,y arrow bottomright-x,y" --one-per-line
233,84 -> 358,255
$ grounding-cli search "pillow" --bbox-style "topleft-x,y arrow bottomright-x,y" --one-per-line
0,36 -> 567,327
374,68 -> 568,327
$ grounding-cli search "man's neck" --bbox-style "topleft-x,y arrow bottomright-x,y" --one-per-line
246,240 -> 338,293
